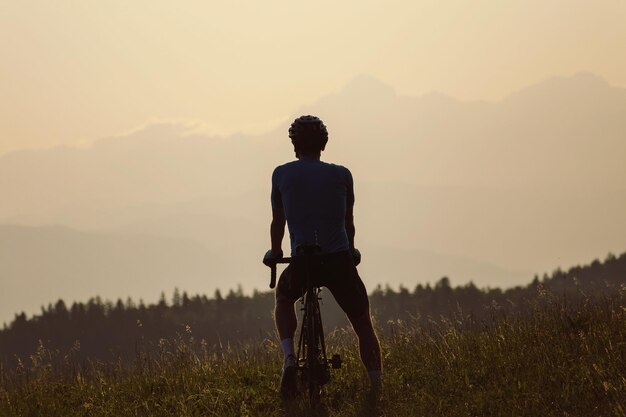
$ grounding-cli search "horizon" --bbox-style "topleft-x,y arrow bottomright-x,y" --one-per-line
4,247 -> 624,327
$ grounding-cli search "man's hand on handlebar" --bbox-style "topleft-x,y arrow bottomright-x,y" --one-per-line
264,249 -> 285,289
263,249 -> 283,267
351,248 -> 361,266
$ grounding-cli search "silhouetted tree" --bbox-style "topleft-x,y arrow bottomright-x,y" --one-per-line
0,251 -> 624,365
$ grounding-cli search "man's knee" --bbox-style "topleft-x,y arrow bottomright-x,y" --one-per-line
275,292 -> 297,308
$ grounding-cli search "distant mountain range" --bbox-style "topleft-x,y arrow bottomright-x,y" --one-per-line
1,72 -> 625,323
2,72 -> 625,222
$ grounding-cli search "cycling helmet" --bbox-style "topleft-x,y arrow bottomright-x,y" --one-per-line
288,115 -> 328,152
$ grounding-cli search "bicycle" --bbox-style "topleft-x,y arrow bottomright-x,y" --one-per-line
266,245 -> 342,405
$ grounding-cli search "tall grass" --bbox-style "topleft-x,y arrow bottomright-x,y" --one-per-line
1,290 -> 624,417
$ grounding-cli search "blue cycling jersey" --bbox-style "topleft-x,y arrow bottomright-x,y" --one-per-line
271,157 -> 354,255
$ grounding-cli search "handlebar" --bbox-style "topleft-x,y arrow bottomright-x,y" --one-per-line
266,258 -> 292,289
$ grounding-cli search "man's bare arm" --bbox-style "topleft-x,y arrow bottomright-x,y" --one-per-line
270,206 -> 286,257
345,206 -> 355,251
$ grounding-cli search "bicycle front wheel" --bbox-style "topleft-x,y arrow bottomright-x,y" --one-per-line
305,298 -> 322,405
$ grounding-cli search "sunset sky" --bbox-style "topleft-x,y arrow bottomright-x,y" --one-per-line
1,0 -> 625,154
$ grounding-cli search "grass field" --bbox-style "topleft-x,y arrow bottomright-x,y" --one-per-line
1,291 -> 625,417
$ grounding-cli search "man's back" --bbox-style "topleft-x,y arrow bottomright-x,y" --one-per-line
271,158 -> 354,255
266,115 -> 382,397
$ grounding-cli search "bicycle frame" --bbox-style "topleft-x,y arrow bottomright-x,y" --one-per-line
297,253 -> 330,404
267,248 -> 341,405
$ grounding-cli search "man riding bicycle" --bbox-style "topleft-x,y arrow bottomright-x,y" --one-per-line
263,115 -> 382,398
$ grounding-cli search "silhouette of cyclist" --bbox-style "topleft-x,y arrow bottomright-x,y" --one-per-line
263,115 -> 382,398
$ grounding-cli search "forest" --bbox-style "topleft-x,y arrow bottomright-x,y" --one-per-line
1,252 -> 624,365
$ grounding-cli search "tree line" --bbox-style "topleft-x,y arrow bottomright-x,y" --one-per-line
1,252 -> 624,365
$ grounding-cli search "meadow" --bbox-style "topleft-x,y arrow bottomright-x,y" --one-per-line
1,288 -> 624,417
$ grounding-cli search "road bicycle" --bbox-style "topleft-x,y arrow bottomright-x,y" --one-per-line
266,245 -> 342,405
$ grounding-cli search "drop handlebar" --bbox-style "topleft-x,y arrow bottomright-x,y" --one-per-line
266,258 -> 292,289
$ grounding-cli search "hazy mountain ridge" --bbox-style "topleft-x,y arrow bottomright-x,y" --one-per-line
1,72 -> 625,323
303,73 -> 626,189
2,72 -> 625,218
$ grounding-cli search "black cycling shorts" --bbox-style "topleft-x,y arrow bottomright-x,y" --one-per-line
276,250 -> 369,320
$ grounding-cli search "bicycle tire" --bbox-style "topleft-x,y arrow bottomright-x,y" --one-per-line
305,293 -> 322,406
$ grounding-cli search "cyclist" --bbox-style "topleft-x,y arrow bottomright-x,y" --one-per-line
263,115 -> 382,398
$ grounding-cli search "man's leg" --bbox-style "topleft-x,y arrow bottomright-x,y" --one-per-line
275,294 -> 297,358
275,265 -> 300,358
274,266 -> 300,398
348,309 -> 382,387
326,254 -> 382,387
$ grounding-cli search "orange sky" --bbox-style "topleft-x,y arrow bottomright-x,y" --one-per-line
1,0 -> 625,155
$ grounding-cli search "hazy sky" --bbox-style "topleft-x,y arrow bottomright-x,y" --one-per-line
1,0 -> 625,155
